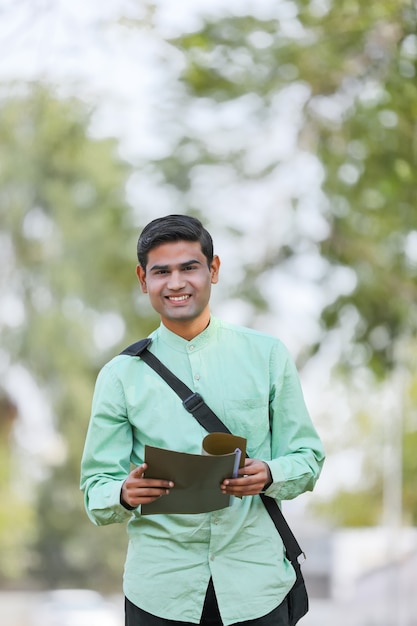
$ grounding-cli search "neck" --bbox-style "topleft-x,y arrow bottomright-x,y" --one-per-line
163,312 -> 211,341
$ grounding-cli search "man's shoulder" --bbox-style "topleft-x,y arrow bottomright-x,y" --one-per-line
215,317 -> 285,348
99,338 -> 153,376
113,327 -> 158,361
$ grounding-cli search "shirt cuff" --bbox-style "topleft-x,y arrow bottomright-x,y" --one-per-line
261,459 -> 286,497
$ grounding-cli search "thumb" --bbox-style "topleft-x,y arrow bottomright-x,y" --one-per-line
132,463 -> 147,478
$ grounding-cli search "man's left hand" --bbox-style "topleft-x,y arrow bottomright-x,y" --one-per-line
221,458 -> 272,496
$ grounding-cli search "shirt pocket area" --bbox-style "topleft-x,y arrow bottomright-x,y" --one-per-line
222,396 -> 270,454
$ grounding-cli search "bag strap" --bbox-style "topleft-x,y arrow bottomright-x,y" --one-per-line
121,338 -> 304,562
122,338 -> 226,434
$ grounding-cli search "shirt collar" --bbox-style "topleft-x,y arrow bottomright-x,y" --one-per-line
157,316 -> 219,352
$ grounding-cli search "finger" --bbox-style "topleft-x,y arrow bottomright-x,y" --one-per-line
231,472 -> 262,484
130,486 -> 173,505
132,486 -> 171,498
239,461 -> 265,475
221,474 -> 265,493
238,465 -> 260,477
138,479 -> 174,489
221,478 -> 259,492
222,483 -> 265,496
132,463 -> 147,478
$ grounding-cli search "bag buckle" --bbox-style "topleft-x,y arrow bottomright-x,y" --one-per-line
183,392 -> 205,413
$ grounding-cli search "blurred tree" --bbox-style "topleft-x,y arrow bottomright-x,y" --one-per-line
137,0 -> 417,524
0,388 -> 35,585
403,429 -> 417,524
0,84 -> 156,589
0,2 -> 416,587
163,0 -> 417,375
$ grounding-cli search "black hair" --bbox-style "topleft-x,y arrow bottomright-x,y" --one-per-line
137,214 -> 214,269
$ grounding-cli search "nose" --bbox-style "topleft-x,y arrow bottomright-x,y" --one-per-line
167,270 -> 186,290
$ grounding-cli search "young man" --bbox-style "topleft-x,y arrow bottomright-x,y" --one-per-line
80,214 -> 325,626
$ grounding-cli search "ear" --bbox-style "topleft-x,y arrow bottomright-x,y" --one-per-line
136,265 -> 148,293
210,255 -> 221,285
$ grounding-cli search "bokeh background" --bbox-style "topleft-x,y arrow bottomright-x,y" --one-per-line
1,1 -> 416,624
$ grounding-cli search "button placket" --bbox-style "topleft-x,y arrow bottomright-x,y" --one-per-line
188,344 -> 201,388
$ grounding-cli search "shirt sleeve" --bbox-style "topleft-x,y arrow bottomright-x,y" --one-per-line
80,361 -> 135,525
264,344 -> 325,501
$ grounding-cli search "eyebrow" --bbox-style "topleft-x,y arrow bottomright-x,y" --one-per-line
149,258 -> 203,272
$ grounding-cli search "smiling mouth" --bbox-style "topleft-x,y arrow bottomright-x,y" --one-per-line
167,295 -> 190,302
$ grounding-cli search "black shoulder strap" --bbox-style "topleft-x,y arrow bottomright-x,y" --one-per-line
121,338 -> 304,562
122,338 -> 226,433
121,337 -> 153,356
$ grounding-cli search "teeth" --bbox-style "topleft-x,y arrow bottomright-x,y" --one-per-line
169,295 -> 189,302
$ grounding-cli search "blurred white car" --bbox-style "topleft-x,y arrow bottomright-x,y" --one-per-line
32,589 -> 122,626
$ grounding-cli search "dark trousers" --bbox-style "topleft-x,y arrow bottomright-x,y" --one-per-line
125,578 -> 289,626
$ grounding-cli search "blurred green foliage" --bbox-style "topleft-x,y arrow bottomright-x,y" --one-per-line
0,0 -> 416,590
151,1 -> 417,528
158,1 -> 417,527
0,84 -> 155,589
169,0 -> 417,376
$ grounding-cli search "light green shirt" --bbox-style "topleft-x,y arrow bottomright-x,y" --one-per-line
80,317 -> 324,625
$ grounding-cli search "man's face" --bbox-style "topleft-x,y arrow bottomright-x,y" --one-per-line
136,240 -> 220,338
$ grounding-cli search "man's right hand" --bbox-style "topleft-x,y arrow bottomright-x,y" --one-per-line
121,464 -> 173,509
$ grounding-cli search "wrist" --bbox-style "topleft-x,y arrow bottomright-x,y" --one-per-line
262,462 -> 273,491
120,488 -> 136,511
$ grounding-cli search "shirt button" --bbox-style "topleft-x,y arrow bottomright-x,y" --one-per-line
189,345 -> 195,351
210,555 -> 215,561
194,374 -> 200,381
213,518 -> 219,525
